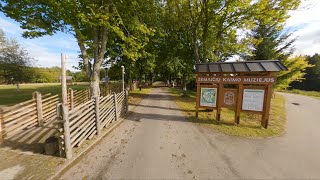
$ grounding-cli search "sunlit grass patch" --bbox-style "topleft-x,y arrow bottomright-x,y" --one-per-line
0,83 -> 88,106
128,87 -> 152,106
170,88 -> 286,138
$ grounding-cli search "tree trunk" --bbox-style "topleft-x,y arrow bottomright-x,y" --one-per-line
90,69 -> 100,98
75,29 -> 92,77
182,74 -> 187,96
16,83 -> 20,92
89,25 -> 108,98
202,0 -> 209,62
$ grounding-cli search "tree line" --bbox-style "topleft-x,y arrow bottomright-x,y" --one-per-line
0,0 -> 316,96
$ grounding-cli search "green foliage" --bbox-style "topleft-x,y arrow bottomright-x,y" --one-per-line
72,71 -> 90,82
246,0 -> 307,90
246,0 -> 300,61
276,56 -> 313,90
291,54 -> 320,90
0,0 -> 308,92
30,67 -> 66,83
0,0 -> 156,97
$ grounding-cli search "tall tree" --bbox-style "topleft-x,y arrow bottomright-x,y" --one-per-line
246,0 -> 301,60
0,0 -> 153,97
246,0 -> 311,89
0,29 -> 34,84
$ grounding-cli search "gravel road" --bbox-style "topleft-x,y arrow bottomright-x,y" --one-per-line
60,88 -> 320,179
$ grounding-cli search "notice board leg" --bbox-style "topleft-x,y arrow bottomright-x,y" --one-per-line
195,81 -> 200,119
235,84 -> 243,124
262,84 -> 272,128
217,111 -> 221,121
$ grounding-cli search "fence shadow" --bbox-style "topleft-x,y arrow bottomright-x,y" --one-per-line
0,120 -> 59,156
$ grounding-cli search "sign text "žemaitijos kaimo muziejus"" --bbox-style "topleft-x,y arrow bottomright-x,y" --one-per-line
197,76 -> 276,84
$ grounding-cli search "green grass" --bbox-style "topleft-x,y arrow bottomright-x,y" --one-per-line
128,87 -> 152,106
169,88 -> 287,138
280,89 -> 320,99
0,83 -> 89,106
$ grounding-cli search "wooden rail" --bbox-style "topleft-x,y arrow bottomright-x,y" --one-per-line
57,90 -> 128,159
0,87 -> 128,159
0,89 -> 82,142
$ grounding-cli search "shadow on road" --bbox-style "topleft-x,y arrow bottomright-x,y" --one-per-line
126,88 -> 262,130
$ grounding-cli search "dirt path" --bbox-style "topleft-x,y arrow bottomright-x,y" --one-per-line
60,88 -> 320,179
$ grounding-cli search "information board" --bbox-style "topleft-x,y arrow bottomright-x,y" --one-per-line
242,89 -> 265,112
200,88 -> 217,107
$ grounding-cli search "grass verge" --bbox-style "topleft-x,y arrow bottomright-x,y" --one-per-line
169,88 -> 286,138
280,89 -> 320,99
128,87 -> 152,106
0,83 -> 89,106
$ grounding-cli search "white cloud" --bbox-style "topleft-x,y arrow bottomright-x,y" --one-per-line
0,14 -> 80,71
23,41 -> 79,70
0,17 -> 23,35
286,0 -> 320,55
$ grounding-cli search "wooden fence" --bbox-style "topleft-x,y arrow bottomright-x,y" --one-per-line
100,82 -> 123,96
0,86 -> 127,157
57,90 -> 128,159
0,93 -> 59,139
0,88 -> 89,144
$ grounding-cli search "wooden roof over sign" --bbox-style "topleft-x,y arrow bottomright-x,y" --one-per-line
195,60 -> 288,73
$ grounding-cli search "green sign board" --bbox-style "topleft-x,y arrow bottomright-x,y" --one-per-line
200,88 -> 217,107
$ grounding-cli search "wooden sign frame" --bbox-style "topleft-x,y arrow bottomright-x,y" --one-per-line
222,88 -> 238,109
195,72 -> 275,128
197,84 -> 218,109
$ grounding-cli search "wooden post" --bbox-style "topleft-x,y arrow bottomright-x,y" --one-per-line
195,81 -> 200,118
68,88 -> 74,110
56,103 -> 64,157
95,96 -> 101,136
235,84 -> 243,124
262,84 -> 272,128
62,104 -> 72,159
32,91 -> 37,100
61,53 -> 72,159
35,92 -> 44,127
0,108 -> 3,144
125,90 -> 129,113
113,92 -> 118,121
88,88 -> 91,100
216,83 -> 223,121
61,53 -> 68,106
121,65 -> 125,92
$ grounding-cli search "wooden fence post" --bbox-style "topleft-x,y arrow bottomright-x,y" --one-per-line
35,92 -> 44,127
95,96 -> 101,136
68,88 -> 74,110
56,103 -> 64,157
125,90 -> 129,113
113,92 -> 118,121
88,88 -> 91,100
62,104 -> 72,159
0,108 -> 3,144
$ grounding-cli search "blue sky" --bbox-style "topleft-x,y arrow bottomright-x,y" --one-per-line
1,0 -> 319,71
0,12 -> 80,70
